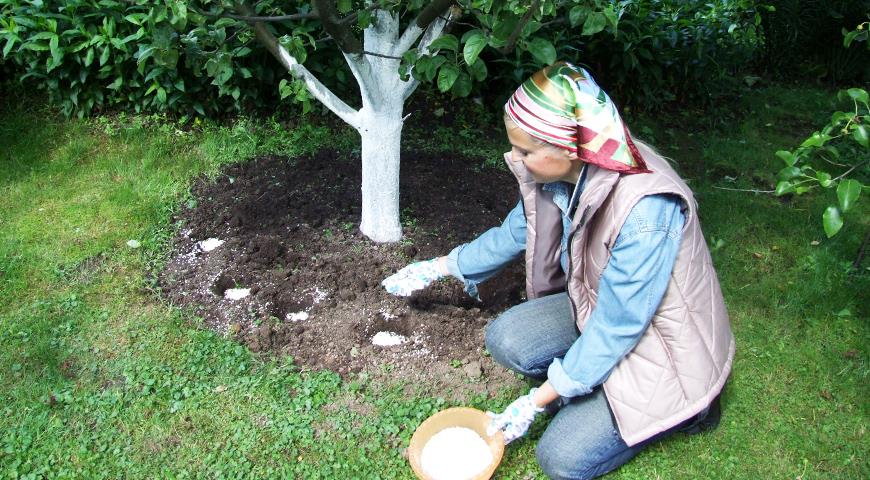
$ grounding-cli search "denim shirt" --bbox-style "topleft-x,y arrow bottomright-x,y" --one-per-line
445,181 -> 685,398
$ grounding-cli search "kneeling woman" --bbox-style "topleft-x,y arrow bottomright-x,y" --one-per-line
383,62 -> 734,480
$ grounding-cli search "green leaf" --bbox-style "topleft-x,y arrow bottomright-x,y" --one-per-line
49,34 -> 61,60
3,37 -> 17,59
837,179 -> 862,212
800,132 -> 829,148
84,47 -> 94,67
816,171 -> 832,187
822,206 -> 843,238
569,6 -> 586,27
492,15 -> 519,41
279,79 -> 292,100
357,10 -> 372,29
337,0 -> 352,14
100,46 -> 110,66
429,34 -> 459,52
467,58 -> 487,82
437,64 -> 460,92
775,180 -> 794,196
830,110 -> 850,125
582,12 -> 607,36
124,14 -> 144,26
527,37 -> 556,66
213,18 -> 236,29
853,124 -> 869,148
424,55 -> 446,82
156,87 -> 167,104
451,72 -> 472,97
775,150 -> 796,166
845,88 -> 868,105
462,30 -> 486,66
777,166 -> 801,181
107,77 -> 123,90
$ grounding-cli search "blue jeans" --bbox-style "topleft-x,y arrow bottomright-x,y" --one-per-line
485,293 -> 673,480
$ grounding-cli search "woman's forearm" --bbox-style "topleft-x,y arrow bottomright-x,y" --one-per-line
532,381 -> 561,408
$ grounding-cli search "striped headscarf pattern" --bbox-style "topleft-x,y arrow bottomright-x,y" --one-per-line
505,62 -> 649,173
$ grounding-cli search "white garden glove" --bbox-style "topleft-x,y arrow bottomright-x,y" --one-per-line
381,258 -> 445,296
486,388 -> 546,444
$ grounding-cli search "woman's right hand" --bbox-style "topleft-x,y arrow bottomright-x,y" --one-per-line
381,257 -> 447,296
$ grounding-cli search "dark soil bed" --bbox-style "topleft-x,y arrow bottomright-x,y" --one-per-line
159,150 -> 529,394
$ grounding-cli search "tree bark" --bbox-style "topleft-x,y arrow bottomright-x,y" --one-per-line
354,10 -> 406,242
359,110 -> 404,242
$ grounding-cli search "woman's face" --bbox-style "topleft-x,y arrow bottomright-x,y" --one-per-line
505,120 -> 581,183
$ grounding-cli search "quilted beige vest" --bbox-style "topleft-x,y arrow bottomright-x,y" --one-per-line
504,143 -> 735,446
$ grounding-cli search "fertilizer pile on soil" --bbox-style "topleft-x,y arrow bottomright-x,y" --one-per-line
158,150 -> 528,392
421,427 -> 494,480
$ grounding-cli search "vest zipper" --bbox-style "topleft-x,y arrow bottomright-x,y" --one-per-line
566,205 -> 591,324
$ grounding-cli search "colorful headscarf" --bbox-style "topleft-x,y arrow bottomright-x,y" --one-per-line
505,62 -> 649,174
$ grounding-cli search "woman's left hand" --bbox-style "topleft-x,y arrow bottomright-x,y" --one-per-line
486,388 -> 546,444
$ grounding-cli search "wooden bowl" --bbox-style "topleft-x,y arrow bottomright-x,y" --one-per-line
407,407 -> 505,480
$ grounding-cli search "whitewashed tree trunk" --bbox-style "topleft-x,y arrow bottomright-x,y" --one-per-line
249,7 -> 451,242
358,109 -> 403,242
352,10 -> 409,242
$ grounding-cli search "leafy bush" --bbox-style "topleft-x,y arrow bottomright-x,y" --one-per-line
775,88 -> 868,237
759,0 -> 870,84
774,24 -> 869,240
1,0 -> 767,119
0,0 -> 285,117
475,0 -> 765,112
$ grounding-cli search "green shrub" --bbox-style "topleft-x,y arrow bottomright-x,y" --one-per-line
478,0 -> 765,113
759,0 -> 870,84
0,0 -> 285,118
2,0 -> 768,119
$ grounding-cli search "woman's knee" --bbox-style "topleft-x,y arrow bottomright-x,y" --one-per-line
484,314 -> 517,364
536,442 -> 631,480
484,313 -> 540,375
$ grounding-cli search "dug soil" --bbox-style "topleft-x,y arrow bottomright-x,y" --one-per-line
159,150 -> 529,395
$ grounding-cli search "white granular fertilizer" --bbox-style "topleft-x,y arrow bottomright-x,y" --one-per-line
371,331 -> 406,346
421,427 -> 493,480
198,238 -> 224,252
286,311 -> 309,322
224,288 -> 250,300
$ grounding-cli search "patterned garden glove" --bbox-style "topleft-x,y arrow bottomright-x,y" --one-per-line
381,258 -> 445,296
486,388 -> 546,444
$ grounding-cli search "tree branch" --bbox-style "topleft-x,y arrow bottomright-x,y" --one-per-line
501,0 -> 540,54
395,0 -> 455,55
363,50 -> 403,60
832,159 -> 869,182
311,0 -> 363,54
711,186 -> 775,193
415,0 -> 456,30
222,12 -> 318,22
400,7 -> 456,101
234,2 -> 359,128
188,4 -> 318,23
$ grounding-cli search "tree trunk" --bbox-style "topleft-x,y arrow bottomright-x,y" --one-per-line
246,6 -> 451,242
359,108 -> 403,242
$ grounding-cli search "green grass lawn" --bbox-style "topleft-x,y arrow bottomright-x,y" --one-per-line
1,86 -> 868,479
